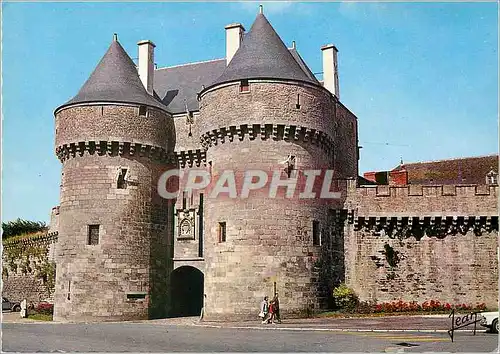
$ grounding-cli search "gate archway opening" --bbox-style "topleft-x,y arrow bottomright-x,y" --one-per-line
170,266 -> 204,317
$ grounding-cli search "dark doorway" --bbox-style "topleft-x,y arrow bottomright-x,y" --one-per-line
170,266 -> 204,317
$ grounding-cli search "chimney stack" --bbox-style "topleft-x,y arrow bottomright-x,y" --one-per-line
321,44 -> 339,99
225,23 -> 245,65
137,40 -> 156,95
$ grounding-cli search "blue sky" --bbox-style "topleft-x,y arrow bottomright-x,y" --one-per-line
2,2 -> 498,223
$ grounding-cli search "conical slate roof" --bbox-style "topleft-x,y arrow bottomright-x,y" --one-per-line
211,13 -> 319,87
56,38 -> 168,113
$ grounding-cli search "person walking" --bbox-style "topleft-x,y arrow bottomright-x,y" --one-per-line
268,299 -> 275,324
272,293 -> 281,324
259,296 -> 269,324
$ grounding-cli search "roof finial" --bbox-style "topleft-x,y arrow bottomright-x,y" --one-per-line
292,40 -> 296,49
259,4 -> 263,14
113,33 -> 118,42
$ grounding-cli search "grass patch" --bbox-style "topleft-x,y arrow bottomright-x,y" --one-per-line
27,313 -> 53,321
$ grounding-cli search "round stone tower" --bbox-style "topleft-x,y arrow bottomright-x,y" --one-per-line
198,12 -> 343,320
53,37 -> 174,321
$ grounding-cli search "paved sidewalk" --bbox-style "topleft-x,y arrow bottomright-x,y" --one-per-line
197,315 -> 450,332
152,314 -> 485,333
1,311 -> 43,323
3,311 -> 488,334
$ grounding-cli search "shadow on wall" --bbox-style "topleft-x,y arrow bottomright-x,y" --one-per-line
148,201 -> 173,320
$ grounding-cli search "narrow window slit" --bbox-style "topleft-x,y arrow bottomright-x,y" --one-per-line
218,222 -> 226,243
182,191 -> 187,210
312,221 -> 320,246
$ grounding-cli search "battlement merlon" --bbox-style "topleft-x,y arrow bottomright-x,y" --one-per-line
348,179 -> 497,196
345,181 -> 498,216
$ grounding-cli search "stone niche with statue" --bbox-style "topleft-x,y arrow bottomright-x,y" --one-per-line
172,192 -> 203,262
177,208 -> 196,240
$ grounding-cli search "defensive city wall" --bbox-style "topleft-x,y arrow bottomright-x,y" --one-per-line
343,182 -> 499,309
2,231 -> 58,304
3,10 -> 498,321
3,182 -> 498,314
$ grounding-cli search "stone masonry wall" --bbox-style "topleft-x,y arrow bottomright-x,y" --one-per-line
53,104 -> 174,322
53,153 -> 172,321
56,105 -> 174,151
344,183 -> 499,308
2,233 -> 58,304
49,206 -> 60,234
173,166 -> 205,268
171,113 -> 206,270
173,112 -> 203,153
200,81 -> 335,138
199,80 -> 345,320
334,103 -> 358,179
202,139 -> 339,319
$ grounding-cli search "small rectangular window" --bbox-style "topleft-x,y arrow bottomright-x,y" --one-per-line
88,225 -> 100,245
139,106 -> 147,116
218,222 -> 226,243
117,168 -> 127,189
312,221 -> 320,246
239,79 -> 250,93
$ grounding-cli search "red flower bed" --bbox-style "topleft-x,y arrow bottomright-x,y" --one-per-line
35,302 -> 54,315
369,300 -> 487,314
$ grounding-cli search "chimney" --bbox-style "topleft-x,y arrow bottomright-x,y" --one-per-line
137,40 -> 156,95
225,23 -> 245,65
321,44 -> 340,98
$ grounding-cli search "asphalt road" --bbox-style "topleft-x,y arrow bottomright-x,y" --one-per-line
2,322 -> 498,352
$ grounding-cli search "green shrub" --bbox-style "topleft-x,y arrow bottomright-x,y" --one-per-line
332,283 -> 359,312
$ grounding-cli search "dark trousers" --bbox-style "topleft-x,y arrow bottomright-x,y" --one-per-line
274,309 -> 281,323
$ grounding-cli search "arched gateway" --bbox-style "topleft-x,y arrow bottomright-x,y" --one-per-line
170,266 -> 204,317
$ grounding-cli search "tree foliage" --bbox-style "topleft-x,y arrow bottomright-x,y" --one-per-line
2,218 -> 47,239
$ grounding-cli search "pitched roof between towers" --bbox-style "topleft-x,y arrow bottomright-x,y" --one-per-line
55,38 -> 168,113
154,46 -> 317,114
210,13 -> 319,88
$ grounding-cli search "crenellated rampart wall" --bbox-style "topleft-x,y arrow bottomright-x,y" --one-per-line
2,232 -> 58,304
344,182 -> 499,308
